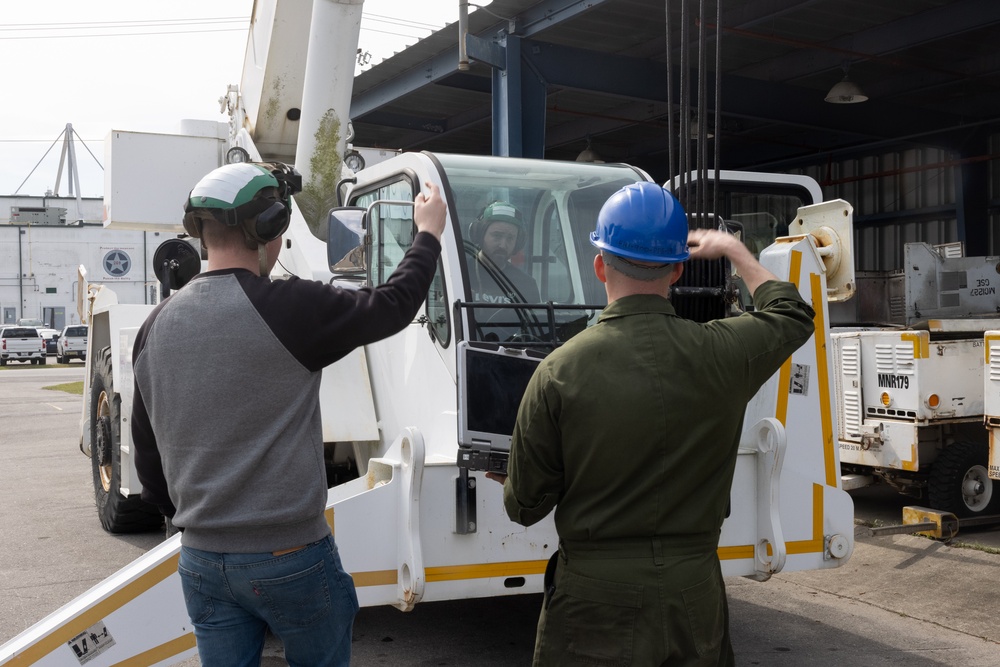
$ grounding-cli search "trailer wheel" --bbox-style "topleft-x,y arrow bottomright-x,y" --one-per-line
928,440 -> 999,517
90,346 -> 162,533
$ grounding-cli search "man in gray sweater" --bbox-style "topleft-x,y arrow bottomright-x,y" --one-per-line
131,162 -> 446,666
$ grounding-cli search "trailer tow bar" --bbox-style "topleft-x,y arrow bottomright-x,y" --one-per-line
858,506 -> 1000,540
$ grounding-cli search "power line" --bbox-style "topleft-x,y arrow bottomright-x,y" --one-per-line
363,12 -> 445,31
0,139 -> 105,143
0,13 -> 444,40
0,27 -> 246,40
0,17 -> 247,31
361,26 -> 433,40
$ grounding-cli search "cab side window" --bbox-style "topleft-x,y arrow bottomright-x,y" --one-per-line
353,180 -> 416,286
351,178 -> 450,346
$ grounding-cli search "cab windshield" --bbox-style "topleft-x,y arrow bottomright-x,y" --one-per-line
434,154 -> 647,349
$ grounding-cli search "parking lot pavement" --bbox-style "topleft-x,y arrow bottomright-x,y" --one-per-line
729,531 -> 1000,665
4,368 -> 999,665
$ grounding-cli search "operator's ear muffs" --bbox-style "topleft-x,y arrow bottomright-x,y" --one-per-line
242,199 -> 290,244
181,195 -> 290,245
468,204 -> 526,254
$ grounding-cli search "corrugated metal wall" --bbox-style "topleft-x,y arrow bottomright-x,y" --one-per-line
791,146 -> 985,272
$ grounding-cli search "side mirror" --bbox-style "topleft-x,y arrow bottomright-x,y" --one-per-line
152,238 -> 201,295
327,207 -> 367,278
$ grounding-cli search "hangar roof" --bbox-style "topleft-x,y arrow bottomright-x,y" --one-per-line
349,0 -> 1000,180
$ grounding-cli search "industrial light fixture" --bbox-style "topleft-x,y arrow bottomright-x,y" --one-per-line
576,138 -> 604,163
825,68 -> 868,104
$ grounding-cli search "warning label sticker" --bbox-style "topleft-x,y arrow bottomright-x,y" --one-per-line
67,621 -> 116,665
789,363 -> 810,396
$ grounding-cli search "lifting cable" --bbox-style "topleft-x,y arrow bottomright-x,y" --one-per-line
668,0 -> 727,322
666,0 -> 721,228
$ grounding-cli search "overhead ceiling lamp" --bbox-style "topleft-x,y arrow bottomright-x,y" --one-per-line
576,138 -> 604,163
825,68 -> 868,104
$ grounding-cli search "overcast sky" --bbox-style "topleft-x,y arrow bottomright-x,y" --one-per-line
0,0 -> 465,198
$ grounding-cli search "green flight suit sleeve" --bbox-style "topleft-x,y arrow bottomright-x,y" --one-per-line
726,280 -> 816,390
503,363 -> 563,526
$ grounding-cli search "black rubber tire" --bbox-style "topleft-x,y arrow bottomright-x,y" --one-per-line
928,440 -> 1000,518
38,356 -> 45,365
90,346 -> 162,533
57,353 -> 66,364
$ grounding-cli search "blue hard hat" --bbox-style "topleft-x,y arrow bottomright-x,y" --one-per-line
590,182 -> 690,262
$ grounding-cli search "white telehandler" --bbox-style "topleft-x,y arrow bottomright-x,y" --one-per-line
1,1 -> 856,665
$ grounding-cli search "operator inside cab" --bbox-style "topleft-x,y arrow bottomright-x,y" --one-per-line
468,201 -> 541,305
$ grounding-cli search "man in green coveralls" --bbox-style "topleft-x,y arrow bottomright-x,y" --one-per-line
489,181 -> 815,666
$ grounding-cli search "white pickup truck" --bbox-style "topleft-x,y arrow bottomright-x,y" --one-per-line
56,324 -> 88,364
0,326 -> 46,366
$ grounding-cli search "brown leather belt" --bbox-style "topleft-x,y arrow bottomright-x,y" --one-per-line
272,545 -> 307,557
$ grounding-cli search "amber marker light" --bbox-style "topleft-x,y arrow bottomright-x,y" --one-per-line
880,392 -> 891,407
926,394 -> 940,409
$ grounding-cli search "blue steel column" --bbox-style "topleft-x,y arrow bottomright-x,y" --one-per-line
492,34 -> 546,158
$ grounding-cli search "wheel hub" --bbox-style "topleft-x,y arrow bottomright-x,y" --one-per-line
95,413 -> 113,493
962,465 -> 992,512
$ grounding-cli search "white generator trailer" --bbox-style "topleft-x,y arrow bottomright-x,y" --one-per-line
833,242 -> 1000,517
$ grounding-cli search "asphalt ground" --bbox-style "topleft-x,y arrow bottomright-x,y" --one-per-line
1,365 -> 998,665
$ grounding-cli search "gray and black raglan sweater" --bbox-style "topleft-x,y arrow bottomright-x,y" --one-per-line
131,232 -> 440,553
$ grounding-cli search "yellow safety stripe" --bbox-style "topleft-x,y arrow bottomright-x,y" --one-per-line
900,332 -> 928,359
720,484 -> 826,560
786,483 -> 826,554
110,634 -> 196,667
349,560 -> 550,588
811,273 -> 837,488
5,556 -> 180,667
425,560 -> 548,582
788,249 -> 803,290
985,334 -> 1000,365
717,545 -> 754,560
775,250 -> 804,426
353,569 -> 398,587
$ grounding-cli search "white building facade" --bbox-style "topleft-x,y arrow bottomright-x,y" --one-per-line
1,195 -> 172,328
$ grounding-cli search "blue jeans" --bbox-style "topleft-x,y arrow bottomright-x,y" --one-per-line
178,535 -> 359,667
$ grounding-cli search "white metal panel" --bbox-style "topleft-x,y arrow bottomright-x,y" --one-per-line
832,333 -> 863,443
984,331 -> 1000,480
104,130 -> 225,232
319,349 -> 379,442
858,331 -> 984,421
238,0 -> 311,160
985,331 -> 1000,417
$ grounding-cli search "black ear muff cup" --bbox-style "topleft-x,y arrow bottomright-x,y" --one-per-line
249,202 -> 291,244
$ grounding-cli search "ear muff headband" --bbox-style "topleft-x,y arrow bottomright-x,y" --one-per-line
183,198 -> 289,244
